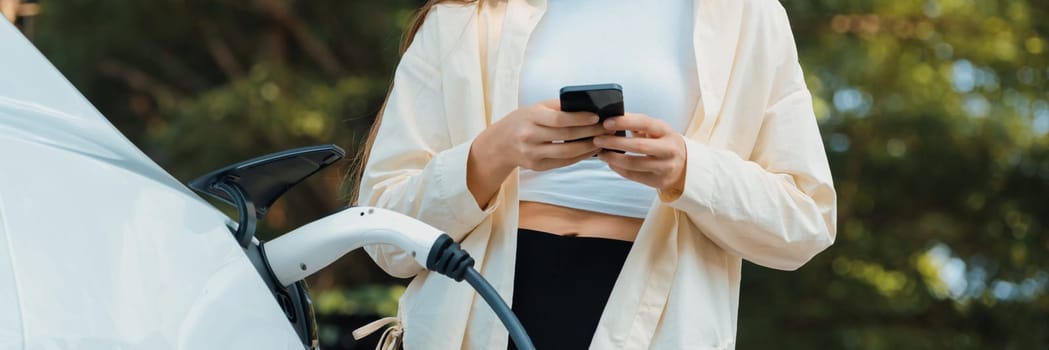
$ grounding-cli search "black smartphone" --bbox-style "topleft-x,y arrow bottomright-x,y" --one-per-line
559,83 -> 624,123
559,83 -> 626,152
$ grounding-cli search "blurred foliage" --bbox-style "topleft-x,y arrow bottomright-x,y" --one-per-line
314,284 -> 405,318
746,1 -> 1049,349
21,0 -> 1049,349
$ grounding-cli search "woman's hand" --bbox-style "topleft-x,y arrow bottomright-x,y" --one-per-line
481,99 -> 607,171
467,99 -> 608,207
595,113 -> 688,193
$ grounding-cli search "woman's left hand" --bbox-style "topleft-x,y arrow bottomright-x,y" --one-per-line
594,113 -> 688,193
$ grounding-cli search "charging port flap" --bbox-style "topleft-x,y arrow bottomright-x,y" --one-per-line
187,144 -> 345,247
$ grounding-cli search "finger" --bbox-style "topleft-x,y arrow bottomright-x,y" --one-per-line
532,149 -> 602,171
598,151 -> 662,173
536,110 -> 600,128
535,99 -> 561,110
544,124 -> 609,142
532,139 -> 600,160
521,123 -> 601,144
606,164 -> 661,188
603,113 -> 671,138
593,135 -> 675,158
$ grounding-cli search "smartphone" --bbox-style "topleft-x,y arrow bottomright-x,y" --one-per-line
559,83 -> 624,123
559,83 -> 626,152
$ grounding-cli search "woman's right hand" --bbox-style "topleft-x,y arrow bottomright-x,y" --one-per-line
467,99 -> 608,207
479,99 -> 607,171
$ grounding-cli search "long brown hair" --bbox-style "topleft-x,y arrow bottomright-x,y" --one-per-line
347,0 -> 480,205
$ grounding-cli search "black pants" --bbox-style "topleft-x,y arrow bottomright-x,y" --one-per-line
508,229 -> 633,350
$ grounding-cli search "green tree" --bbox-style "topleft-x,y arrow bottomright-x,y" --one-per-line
740,1 -> 1049,348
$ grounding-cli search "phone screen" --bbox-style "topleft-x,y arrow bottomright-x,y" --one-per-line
559,83 -> 624,122
559,83 -> 626,152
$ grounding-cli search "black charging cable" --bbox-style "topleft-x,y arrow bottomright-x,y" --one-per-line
213,181 -> 255,248
427,234 -> 536,350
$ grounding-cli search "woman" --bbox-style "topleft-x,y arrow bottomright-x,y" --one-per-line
355,0 -> 836,348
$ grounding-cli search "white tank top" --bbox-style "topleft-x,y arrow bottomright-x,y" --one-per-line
517,0 -> 700,218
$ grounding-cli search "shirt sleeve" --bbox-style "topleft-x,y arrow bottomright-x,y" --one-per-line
358,9 -> 500,278
658,4 -> 836,271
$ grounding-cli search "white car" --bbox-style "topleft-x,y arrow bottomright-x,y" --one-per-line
0,19 -> 533,350
0,18 -> 325,350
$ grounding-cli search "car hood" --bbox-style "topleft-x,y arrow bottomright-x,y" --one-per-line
0,20 -> 302,350
0,23 -> 192,199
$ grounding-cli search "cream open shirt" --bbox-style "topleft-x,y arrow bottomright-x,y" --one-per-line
358,1 -> 837,349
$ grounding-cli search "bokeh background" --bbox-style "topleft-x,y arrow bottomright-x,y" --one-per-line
5,0 -> 1048,348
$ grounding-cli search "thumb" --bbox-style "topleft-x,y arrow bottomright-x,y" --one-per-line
536,99 -> 561,111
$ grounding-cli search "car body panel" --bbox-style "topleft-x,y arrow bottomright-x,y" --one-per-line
0,19 -> 301,350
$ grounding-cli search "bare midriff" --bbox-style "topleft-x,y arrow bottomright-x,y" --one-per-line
517,201 -> 643,242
